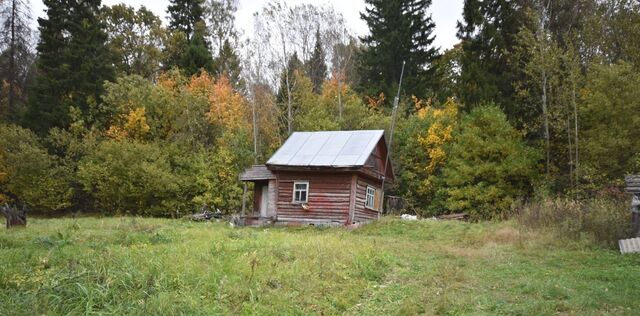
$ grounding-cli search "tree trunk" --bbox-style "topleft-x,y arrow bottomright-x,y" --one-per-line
252,94 -> 258,164
1,204 -> 27,228
8,0 -> 16,113
337,72 -> 343,121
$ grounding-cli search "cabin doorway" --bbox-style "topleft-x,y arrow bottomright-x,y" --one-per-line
259,184 -> 269,217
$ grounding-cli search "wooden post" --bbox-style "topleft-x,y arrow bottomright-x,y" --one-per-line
241,182 -> 247,217
632,194 -> 639,237
626,176 -> 640,237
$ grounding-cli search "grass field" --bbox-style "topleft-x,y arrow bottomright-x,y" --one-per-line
1,217 -> 639,315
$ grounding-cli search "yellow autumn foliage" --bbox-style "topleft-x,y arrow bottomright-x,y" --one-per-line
415,97 -> 459,191
106,107 -> 150,140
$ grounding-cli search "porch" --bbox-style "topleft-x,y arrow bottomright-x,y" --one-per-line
239,165 -> 277,225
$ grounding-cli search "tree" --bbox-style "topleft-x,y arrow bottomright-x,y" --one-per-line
214,39 -> 244,90
359,0 -> 439,103
306,28 -> 327,93
275,52 -> 303,134
167,0 -> 205,41
456,0 -> 532,116
101,4 -> 166,78
0,124 -> 73,213
440,105 -> 539,219
166,0 -> 213,73
204,0 -> 237,54
0,0 -> 34,122
580,63 -> 640,188
25,0 -> 114,134
181,21 -> 215,75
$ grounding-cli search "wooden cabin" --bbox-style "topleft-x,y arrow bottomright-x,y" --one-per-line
239,130 -> 394,226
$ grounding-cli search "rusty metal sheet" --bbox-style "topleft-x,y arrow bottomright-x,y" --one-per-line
619,237 -> 640,254
267,130 -> 385,167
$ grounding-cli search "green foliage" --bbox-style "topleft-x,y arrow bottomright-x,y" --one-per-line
214,39 -> 244,90
359,0 -> 439,102
181,22 -> 215,76
440,105 -> 540,219
101,4 -> 166,78
293,73 -> 339,131
0,124 -> 72,211
306,28 -> 327,94
25,0 -> 114,134
394,98 -> 458,215
77,140 -> 185,216
580,62 -> 640,187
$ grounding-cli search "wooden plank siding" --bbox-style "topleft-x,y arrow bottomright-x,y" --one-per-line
354,176 -> 381,222
275,172 -> 352,224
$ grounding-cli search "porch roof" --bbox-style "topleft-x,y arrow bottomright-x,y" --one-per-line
239,165 -> 276,181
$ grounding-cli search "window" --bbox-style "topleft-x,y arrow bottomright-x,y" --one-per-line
365,186 -> 376,209
293,181 -> 309,203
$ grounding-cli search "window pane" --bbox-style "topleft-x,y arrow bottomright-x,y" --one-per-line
300,191 -> 306,202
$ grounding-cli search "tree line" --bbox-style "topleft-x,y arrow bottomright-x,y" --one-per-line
1,0 -> 639,219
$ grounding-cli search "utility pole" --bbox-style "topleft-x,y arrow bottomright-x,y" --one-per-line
379,60 -> 405,217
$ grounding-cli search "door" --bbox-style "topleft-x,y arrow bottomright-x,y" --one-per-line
260,184 -> 269,217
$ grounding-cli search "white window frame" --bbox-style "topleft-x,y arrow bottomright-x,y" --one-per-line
365,185 -> 377,210
292,181 -> 309,203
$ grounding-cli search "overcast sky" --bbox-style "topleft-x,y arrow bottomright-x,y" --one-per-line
30,0 -> 464,52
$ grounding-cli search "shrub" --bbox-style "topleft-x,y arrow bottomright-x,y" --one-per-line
517,198 -> 631,248
0,124 -> 73,211
77,139 -> 186,216
439,105 -> 540,219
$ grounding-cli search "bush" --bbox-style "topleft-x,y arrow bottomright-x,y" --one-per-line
77,139 -> 187,216
517,198 -> 631,248
439,105 -> 540,219
0,124 -> 73,211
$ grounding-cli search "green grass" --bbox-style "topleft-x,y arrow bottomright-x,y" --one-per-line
1,217 -> 639,315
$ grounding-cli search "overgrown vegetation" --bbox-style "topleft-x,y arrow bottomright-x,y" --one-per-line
1,0 -> 640,222
1,217 -> 638,315
516,198 -> 631,248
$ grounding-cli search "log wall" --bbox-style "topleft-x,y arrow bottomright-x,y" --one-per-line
275,171 -> 352,224
354,176 -> 381,222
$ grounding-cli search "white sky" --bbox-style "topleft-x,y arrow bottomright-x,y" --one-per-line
30,0 -> 464,52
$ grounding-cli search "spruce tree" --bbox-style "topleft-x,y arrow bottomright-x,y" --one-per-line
359,0 -> 438,103
167,0 -> 205,40
166,0 -> 213,74
181,21 -> 214,76
214,39 -> 244,90
306,28 -> 327,94
456,0 -> 531,117
25,0 -> 114,134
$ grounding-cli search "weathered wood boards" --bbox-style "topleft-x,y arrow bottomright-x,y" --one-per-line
626,175 -> 640,193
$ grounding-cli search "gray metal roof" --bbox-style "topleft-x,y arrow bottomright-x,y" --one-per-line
266,130 -> 385,167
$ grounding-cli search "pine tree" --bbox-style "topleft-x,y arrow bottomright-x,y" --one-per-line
25,0 -> 114,134
359,0 -> 439,103
167,0 -> 205,41
0,0 -> 34,122
306,28 -> 327,94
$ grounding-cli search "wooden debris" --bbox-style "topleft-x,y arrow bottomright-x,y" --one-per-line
626,175 -> 640,193
437,213 -> 469,221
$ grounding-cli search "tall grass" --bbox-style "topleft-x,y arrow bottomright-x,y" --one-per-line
1,216 -> 639,315
516,198 -> 631,248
